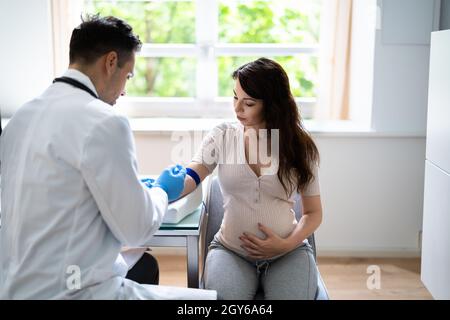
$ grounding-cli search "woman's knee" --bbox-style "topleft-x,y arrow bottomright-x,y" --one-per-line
205,276 -> 258,300
204,248 -> 258,300
263,248 -> 318,300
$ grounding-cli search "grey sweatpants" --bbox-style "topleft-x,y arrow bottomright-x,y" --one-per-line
203,238 -> 318,300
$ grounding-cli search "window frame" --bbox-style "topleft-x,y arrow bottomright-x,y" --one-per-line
86,0 -> 320,119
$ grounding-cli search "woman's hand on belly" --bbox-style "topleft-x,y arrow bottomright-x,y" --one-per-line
239,223 -> 291,259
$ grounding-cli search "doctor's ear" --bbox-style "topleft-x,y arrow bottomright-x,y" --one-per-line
104,51 -> 119,74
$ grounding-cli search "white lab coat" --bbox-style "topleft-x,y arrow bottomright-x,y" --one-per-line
0,69 -> 216,300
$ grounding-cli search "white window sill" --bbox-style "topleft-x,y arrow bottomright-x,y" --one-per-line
1,117 -> 426,138
128,117 -> 425,138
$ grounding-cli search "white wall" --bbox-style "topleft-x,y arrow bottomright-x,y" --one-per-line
0,0 -> 53,116
441,0 -> 450,30
315,135 -> 425,256
371,0 -> 440,134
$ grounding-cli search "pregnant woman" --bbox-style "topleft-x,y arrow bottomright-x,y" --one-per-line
181,58 -> 323,300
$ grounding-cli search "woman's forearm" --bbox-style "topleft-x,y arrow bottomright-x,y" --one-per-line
285,210 -> 322,251
180,175 -> 197,198
179,162 -> 211,198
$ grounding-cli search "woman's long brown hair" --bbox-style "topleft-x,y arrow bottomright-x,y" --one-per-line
232,57 -> 320,195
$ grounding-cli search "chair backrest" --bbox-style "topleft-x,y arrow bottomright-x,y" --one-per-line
203,176 -> 317,265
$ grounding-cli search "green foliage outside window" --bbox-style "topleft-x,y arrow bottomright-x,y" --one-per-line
83,0 -> 321,98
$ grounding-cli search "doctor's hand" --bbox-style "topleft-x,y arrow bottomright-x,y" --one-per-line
239,223 -> 291,259
154,164 -> 187,202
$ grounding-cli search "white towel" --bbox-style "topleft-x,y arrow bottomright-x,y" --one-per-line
163,184 -> 203,224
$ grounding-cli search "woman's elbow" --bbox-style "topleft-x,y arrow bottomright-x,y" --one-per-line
317,210 -> 323,227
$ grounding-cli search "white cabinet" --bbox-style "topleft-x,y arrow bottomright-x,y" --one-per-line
421,162 -> 450,299
421,30 -> 450,300
425,30 -> 450,173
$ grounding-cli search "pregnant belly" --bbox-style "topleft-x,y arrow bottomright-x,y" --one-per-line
220,208 -> 297,251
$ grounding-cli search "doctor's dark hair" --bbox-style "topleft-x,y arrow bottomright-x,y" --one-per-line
232,57 -> 320,196
69,14 -> 142,67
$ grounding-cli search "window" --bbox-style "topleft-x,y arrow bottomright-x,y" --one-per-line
81,0 -> 322,118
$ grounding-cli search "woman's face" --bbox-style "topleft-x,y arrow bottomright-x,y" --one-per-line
233,78 -> 265,127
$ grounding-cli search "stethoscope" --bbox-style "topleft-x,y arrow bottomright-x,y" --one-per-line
53,77 -> 98,99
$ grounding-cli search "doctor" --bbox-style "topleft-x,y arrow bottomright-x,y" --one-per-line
0,14 -> 216,300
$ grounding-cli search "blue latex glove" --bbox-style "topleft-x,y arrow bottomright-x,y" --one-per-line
154,164 -> 187,202
141,178 -> 156,189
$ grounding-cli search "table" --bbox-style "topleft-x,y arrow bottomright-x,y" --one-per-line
146,204 -> 207,288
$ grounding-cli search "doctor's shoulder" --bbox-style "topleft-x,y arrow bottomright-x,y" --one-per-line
81,99 -> 124,124
82,100 -> 132,138
85,98 -> 117,116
